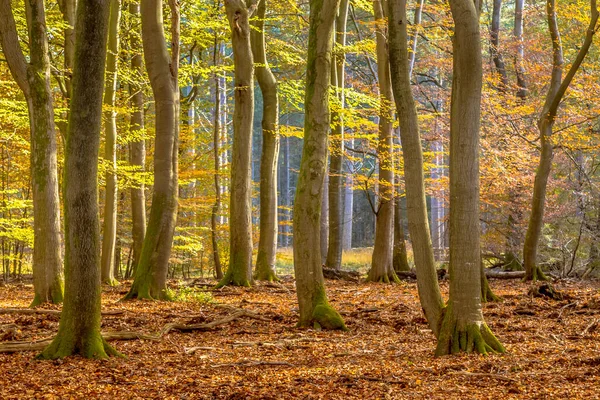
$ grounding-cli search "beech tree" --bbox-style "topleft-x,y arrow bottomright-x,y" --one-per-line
522,0 -> 599,281
101,0 -> 122,285
217,0 -> 255,287
125,0 -> 180,299
435,0 -> 505,355
252,0 -> 279,281
367,0 -> 398,283
388,0 -> 443,335
293,0 -> 346,330
38,0 -> 118,359
0,0 -> 64,306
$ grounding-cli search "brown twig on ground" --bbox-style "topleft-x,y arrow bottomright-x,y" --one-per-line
447,371 -> 517,382
0,308 -> 124,316
211,360 -> 295,368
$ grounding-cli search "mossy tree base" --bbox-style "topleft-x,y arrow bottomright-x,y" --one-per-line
123,277 -> 172,301
524,265 -> 549,282
309,301 -> 348,331
30,284 -> 64,308
435,306 -> 505,356
38,333 -> 121,360
215,268 -> 252,289
253,268 -> 279,282
365,269 -> 401,284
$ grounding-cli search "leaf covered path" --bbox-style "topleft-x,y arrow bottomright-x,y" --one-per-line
1,279 -> 599,399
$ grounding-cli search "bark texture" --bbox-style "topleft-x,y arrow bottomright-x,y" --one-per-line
514,0 -> 528,99
38,0 -> 118,359
522,0 -> 598,281
435,0 -> 504,356
125,0 -> 180,300
368,0 -> 398,284
490,0 -> 508,88
211,22 -> 223,280
293,0 -> 346,330
0,0 -> 64,306
252,0 -> 280,281
217,0 -> 255,288
101,0 -> 121,286
388,0 -> 443,335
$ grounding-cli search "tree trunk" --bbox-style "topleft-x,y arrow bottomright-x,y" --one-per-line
101,0 -> 121,286
514,0 -> 528,99
293,0 -> 346,330
125,0 -> 180,300
0,0 -> 64,306
325,0 -> 349,271
435,0 -> 504,356
38,0 -> 118,359
252,0 -> 280,281
211,13 -> 223,279
320,172 -> 329,265
128,0 -> 146,275
368,0 -> 398,284
522,0 -> 598,281
217,0 -> 255,288
393,196 -> 410,272
490,0 -> 508,88
388,0 -> 444,335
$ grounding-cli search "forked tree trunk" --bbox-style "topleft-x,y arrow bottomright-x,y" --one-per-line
101,0 -> 121,286
522,0 -> 598,281
325,0 -> 349,271
368,0 -> 398,283
388,0 -> 443,335
128,0 -> 146,272
38,0 -> 118,359
0,0 -> 64,306
216,0 -> 255,288
252,0 -> 280,281
124,0 -> 180,300
435,0 -> 505,356
293,0 -> 346,330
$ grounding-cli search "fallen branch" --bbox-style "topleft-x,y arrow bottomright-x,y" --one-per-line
211,360 -> 295,368
184,346 -> 217,354
396,269 -> 447,280
485,270 -> 526,279
339,374 -> 406,385
580,318 -> 598,336
447,371 -> 517,382
0,308 -> 124,316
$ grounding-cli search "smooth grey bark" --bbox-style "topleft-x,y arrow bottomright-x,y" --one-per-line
393,196 -> 410,272
320,173 -> 329,264
217,0 -> 255,287
0,0 -> 64,306
125,0 -> 180,299
435,0 -> 504,356
39,0 -> 118,359
514,0 -> 528,99
252,0 -> 280,281
101,0 -> 121,286
128,0 -> 146,272
523,0 -> 598,281
325,0 -> 349,270
368,0 -> 398,283
388,0 -> 443,335
293,0 -> 346,330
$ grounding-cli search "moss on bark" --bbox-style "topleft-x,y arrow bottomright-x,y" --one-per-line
310,288 -> 347,331
523,265 -> 549,282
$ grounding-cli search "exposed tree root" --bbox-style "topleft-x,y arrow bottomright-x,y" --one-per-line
0,308 -> 270,354
364,270 -> 401,284
523,265 -> 549,282
215,268 -> 252,289
527,283 -> 565,300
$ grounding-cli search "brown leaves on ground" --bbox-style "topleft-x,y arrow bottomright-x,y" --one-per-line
1,278 -> 599,399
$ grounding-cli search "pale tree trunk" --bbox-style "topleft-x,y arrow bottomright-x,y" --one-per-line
252,0 -> 280,281
293,0 -> 346,330
211,25 -> 223,279
217,0 -> 255,287
101,0 -> 121,286
320,173 -> 329,264
128,0 -> 146,272
125,0 -> 180,300
39,0 -> 118,359
388,0 -> 443,335
0,0 -> 64,306
523,0 -> 598,281
490,0 -> 508,88
368,0 -> 398,283
514,0 -> 528,99
325,0 -> 349,270
435,0 -> 505,356
393,196 -> 410,272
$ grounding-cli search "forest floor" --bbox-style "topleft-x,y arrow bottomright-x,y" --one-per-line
1,277 -> 600,399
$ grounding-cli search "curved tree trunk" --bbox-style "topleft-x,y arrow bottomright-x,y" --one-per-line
252,0 -> 280,281
435,0 -> 504,356
217,0 -> 255,288
388,0 -> 443,335
368,0 -> 398,284
0,0 -> 64,306
293,0 -> 346,330
325,0 -> 349,271
523,0 -> 598,281
128,0 -> 146,274
125,0 -> 180,300
39,0 -> 118,359
101,0 -> 121,286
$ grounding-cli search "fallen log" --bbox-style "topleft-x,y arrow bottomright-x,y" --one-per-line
322,267 -> 360,281
485,270 -> 526,279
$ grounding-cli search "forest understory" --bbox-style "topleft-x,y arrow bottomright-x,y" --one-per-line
1,277 -> 599,399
